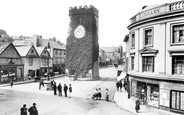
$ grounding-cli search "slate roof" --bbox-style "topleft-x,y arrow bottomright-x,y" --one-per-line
15,46 -> 32,57
41,39 -> 66,50
35,47 -> 45,56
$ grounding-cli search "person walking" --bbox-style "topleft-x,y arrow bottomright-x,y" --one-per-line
28,103 -> 38,115
58,83 -> 62,97
119,80 -> 123,92
105,88 -> 109,101
10,80 -> 13,88
135,99 -> 140,113
39,79 -> 44,90
69,84 -> 72,98
20,104 -> 27,115
63,84 -> 68,97
98,88 -> 102,100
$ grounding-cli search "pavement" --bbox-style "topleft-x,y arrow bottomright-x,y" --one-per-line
0,68 -> 182,115
113,88 -> 182,115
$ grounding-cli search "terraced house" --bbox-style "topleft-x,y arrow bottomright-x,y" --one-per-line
124,1 -> 184,114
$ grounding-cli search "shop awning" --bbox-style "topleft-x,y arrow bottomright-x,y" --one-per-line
117,72 -> 126,82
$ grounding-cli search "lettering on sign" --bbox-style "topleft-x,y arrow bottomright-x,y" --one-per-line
140,7 -> 164,19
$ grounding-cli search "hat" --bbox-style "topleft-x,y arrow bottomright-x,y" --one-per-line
33,103 -> 36,105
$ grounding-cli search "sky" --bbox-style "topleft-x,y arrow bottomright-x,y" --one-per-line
0,0 -> 178,49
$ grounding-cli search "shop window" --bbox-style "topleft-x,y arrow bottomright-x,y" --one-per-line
144,28 -> 153,47
29,58 -> 33,66
172,56 -> 184,75
142,56 -> 154,72
172,24 -> 184,44
147,84 -> 159,107
171,90 -> 184,111
131,32 -> 135,48
131,56 -> 134,70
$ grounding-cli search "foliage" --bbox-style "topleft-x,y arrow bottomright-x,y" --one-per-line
0,29 -> 13,42
66,9 -> 99,79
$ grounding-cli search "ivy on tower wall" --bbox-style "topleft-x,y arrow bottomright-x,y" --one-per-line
66,6 -> 99,79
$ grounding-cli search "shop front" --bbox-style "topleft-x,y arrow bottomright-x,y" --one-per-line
0,65 -> 24,84
160,82 -> 184,113
130,77 -> 160,107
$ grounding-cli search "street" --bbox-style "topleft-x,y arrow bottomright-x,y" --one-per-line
0,66 -> 133,115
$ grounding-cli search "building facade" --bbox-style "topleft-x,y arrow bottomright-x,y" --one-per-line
0,43 -> 24,84
124,1 -> 184,113
13,34 -> 66,75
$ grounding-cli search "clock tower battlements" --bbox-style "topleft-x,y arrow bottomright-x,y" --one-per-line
69,5 -> 98,17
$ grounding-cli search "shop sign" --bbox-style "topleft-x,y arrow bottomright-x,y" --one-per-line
132,77 -> 159,84
2,73 -> 15,78
140,6 -> 165,20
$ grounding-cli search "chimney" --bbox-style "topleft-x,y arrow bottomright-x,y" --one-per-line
32,34 -> 38,47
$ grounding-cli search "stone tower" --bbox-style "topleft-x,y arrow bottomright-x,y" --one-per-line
66,5 -> 99,79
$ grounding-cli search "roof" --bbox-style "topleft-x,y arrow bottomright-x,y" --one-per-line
101,47 -> 119,53
35,47 -> 45,55
13,39 -> 33,46
15,46 -> 32,56
40,39 -> 66,50
0,42 -> 11,54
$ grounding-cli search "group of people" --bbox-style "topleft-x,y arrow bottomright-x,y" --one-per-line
51,80 -> 72,98
20,103 -> 38,115
91,88 -> 110,101
39,79 -> 72,98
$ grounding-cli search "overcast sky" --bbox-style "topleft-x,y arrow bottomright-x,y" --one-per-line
0,0 -> 177,48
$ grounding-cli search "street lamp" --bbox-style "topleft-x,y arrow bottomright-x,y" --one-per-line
46,42 -> 50,81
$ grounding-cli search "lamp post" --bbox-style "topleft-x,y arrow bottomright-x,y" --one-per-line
47,42 -> 50,81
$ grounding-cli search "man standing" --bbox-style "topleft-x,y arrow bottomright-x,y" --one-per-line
20,104 -> 27,115
69,84 -> 72,98
58,83 -> 62,97
53,83 -> 57,95
64,84 -> 68,97
28,103 -> 38,115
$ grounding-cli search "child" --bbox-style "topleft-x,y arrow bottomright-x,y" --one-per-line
105,88 -> 109,101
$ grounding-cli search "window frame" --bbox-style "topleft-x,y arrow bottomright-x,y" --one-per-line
172,55 -> 184,75
142,56 -> 154,73
29,58 -> 33,66
143,27 -> 154,47
171,23 -> 184,45
131,56 -> 134,70
131,31 -> 135,49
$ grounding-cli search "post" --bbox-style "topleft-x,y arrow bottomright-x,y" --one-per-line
47,42 -> 50,81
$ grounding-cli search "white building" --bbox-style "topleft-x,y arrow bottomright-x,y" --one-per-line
124,1 -> 184,113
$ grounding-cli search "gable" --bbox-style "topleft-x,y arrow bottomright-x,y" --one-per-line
40,47 -> 51,58
27,46 -> 39,58
0,43 -> 21,58
139,47 -> 158,56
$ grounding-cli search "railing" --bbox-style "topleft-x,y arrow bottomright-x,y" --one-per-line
169,1 -> 184,11
129,0 -> 184,24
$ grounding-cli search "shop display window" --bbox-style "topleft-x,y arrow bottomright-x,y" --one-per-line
147,84 -> 159,107
171,90 -> 184,111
